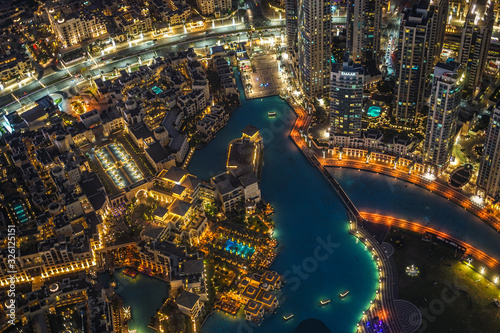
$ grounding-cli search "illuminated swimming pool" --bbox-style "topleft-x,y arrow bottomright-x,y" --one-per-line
224,240 -> 255,258
95,143 -> 143,189
151,86 -> 163,94
13,202 -> 29,223
367,106 -> 381,117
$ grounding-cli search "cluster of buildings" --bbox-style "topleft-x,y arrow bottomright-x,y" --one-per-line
287,0 -> 500,199
0,117 -> 265,329
214,125 -> 263,213
0,116 -> 105,289
89,48 -> 223,170
0,26 -> 270,329
42,0 -> 234,49
238,271 -> 282,324
0,0 -> 236,76
0,278 -> 116,332
195,0 -> 232,17
0,50 -> 33,84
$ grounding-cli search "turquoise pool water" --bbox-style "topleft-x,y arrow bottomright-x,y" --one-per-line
152,86 -> 163,94
12,202 -> 28,223
99,268 -> 170,333
190,72 -> 379,332
367,106 -> 381,117
224,240 -> 255,258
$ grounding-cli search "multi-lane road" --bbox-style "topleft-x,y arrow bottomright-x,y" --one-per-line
1,15 -> 284,113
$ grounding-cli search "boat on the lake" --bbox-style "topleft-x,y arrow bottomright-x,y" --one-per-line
319,299 -> 331,306
123,268 -> 138,278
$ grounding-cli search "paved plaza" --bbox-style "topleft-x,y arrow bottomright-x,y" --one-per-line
242,48 -> 284,99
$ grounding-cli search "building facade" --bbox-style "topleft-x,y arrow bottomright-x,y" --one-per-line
427,0 -> 448,76
423,62 -> 464,172
114,8 -> 152,37
346,0 -> 382,62
48,10 -> 108,48
395,1 -> 432,124
459,0 -> 493,92
330,58 -> 365,137
285,0 -> 298,52
477,103 -> 500,200
295,0 -> 332,100
196,0 -> 231,16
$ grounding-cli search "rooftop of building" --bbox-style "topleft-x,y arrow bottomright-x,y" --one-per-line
180,258 -> 204,275
153,240 -> 186,258
176,289 -> 200,309
146,142 -> 170,164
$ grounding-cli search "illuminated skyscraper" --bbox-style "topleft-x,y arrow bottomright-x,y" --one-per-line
347,0 -> 382,62
427,0 -> 448,75
330,57 -> 365,137
477,103 -> 500,200
287,0 -> 332,100
395,1 -> 432,124
424,62 -> 464,172
285,0 -> 298,52
459,0 -> 493,91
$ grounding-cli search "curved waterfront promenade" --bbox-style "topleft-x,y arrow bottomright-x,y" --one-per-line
317,157 -> 500,232
360,212 -> 500,272
194,82 -> 379,332
287,97 -> 500,332
287,101 -> 404,332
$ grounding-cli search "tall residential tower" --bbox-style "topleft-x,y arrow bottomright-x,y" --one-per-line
423,62 -> 464,173
347,0 -> 382,62
330,58 -> 365,137
459,0 -> 494,91
477,103 -> 500,200
427,0 -> 449,77
395,2 -> 431,124
285,0 -> 298,52
288,0 -> 332,100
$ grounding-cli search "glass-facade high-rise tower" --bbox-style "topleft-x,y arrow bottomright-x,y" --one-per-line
459,0 -> 494,92
287,0 -> 332,100
423,62 -> 464,173
347,0 -> 382,63
477,103 -> 500,201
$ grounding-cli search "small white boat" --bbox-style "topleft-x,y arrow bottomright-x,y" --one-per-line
283,314 -> 294,320
339,290 -> 350,299
268,111 -> 277,118
319,299 -> 331,306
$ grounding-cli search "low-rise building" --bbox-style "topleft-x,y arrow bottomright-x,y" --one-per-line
114,7 -> 152,37
210,170 -> 261,212
329,129 -> 418,157
145,141 -> 176,172
47,8 -> 108,48
0,51 -> 32,82
175,289 -> 204,319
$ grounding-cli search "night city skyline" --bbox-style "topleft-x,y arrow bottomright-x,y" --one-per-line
0,0 -> 499,332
